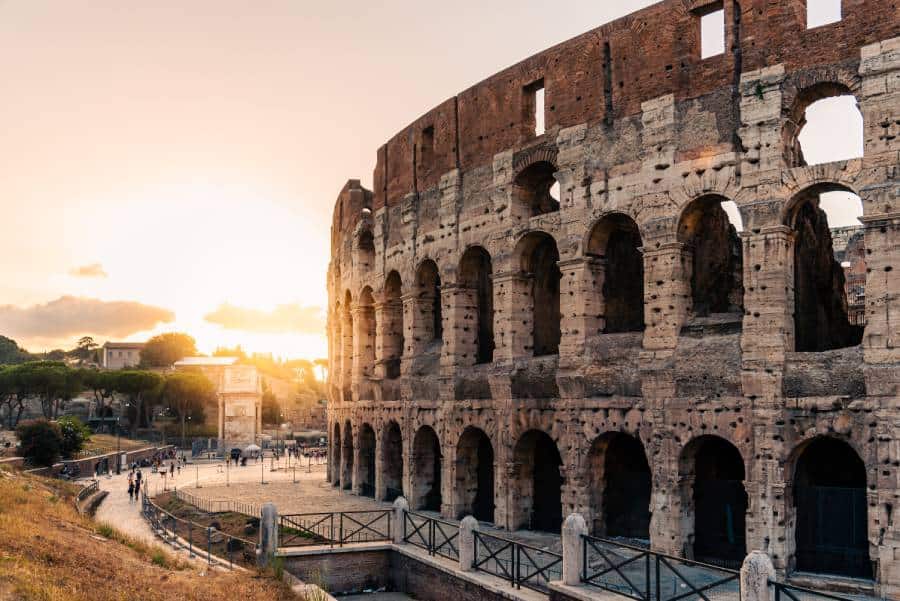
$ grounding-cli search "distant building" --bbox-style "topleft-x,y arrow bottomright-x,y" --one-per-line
101,342 -> 145,369
173,357 -> 262,450
832,225 -> 867,326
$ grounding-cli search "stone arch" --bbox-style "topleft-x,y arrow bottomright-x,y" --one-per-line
411,425 -> 442,511
515,231 -> 562,356
380,420 -> 403,501
454,426 -> 495,523
785,183 -> 864,352
415,259 -> 443,344
357,286 -> 376,378
586,432 -> 651,540
341,292 -> 354,393
677,195 -> 744,318
381,271 -> 404,380
511,429 -> 563,533
514,160 -> 560,217
331,421 -> 342,486
788,436 -> 872,579
586,213 -> 645,333
678,435 -> 747,566
341,420 -> 353,490
459,246 -> 495,364
358,422 -> 376,497
355,227 -> 376,273
783,79 -> 862,167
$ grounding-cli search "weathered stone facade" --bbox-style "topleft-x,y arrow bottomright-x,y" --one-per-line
326,2 -> 899,595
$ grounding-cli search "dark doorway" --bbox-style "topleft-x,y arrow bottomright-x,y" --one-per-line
688,436 -> 747,567
793,437 -> 871,579
588,215 -> 645,333
455,427 -> 494,523
332,422 -> 341,487
382,421 -> 403,502
412,426 -> 442,511
518,233 -> 561,356
342,421 -> 353,490
417,260 -> 443,343
459,247 -> 494,364
604,434 -> 651,540
514,430 -> 563,533
358,423 -> 376,498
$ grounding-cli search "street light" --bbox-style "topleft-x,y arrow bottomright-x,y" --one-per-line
115,416 -> 121,475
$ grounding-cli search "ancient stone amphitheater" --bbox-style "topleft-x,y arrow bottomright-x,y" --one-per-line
326,0 -> 899,595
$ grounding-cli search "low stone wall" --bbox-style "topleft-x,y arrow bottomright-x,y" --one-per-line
23,445 -> 174,478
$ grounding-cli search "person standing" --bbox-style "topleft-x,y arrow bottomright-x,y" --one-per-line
128,480 -> 134,502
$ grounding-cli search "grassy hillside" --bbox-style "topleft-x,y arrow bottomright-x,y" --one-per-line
0,469 -> 296,600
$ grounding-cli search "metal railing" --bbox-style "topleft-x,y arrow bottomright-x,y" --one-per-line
278,510 -> 392,548
473,530 -> 562,593
142,493 -> 258,569
772,581 -> 860,601
175,488 -> 261,517
76,479 -> 99,503
403,512 -> 459,562
582,535 -> 740,601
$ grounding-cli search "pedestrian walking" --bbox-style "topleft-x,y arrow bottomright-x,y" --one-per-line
134,478 -> 141,497
128,480 -> 134,502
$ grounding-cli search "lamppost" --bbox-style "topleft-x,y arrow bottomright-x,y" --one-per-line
115,416 -> 121,475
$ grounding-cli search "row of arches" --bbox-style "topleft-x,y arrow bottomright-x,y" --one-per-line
330,422 -> 872,579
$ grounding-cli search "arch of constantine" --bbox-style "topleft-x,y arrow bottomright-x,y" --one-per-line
326,0 -> 899,594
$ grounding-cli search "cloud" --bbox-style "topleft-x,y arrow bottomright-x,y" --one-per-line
204,303 -> 325,334
0,296 -> 175,340
69,263 -> 108,278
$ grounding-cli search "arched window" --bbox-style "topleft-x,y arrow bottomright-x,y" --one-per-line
787,84 -> 863,167
587,432 -> 651,540
411,426 -> 442,511
381,421 -> 403,501
515,162 -> 559,217
787,184 -> 865,351
341,421 -> 353,490
331,422 -> 342,486
416,260 -> 443,344
358,287 -> 376,378
454,426 -> 494,522
587,214 -> 645,333
459,247 -> 495,364
358,423 -> 376,498
381,271 -> 404,379
357,229 -> 375,272
792,437 -> 871,579
517,232 -> 561,356
341,291 -> 354,387
512,430 -> 563,533
678,197 -> 744,318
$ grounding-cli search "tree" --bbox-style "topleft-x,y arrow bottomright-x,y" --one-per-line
14,361 -> 83,420
81,369 -> 118,418
213,345 -> 247,361
57,416 -> 91,459
261,380 -> 281,425
0,365 -> 28,429
0,336 -> 30,365
115,370 -> 164,431
16,419 -> 63,466
162,370 -> 216,447
71,336 -> 99,365
140,333 -> 197,367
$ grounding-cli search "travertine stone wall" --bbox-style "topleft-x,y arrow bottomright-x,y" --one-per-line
325,2 -> 899,594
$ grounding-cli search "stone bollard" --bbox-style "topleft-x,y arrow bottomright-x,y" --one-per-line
392,496 -> 409,544
259,502 -> 279,567
740,551 -> 775,601
562,513 -> 588,586
459,516 -> 479,572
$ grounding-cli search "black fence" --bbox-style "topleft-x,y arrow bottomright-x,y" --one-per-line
582,535 -> 740,601
76,479 -> 99,503
279,510 -> 392,548
473,530 -> 562,593
772,581 -> 866,601
142,493 -> 258,569
403,512 -> 459,562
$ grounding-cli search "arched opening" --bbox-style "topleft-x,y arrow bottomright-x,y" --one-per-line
331,422 -> 342,486
587,432 -> 651,541
792,437 -> 871,579
512,430 -> 563,533
788,184 -> 865,351
358,287 -> 376,377
416,260 -> 443,344
680,436 -> 747,567
382,271 -> 404,380
586,214 -> 645,333
358,423 -> 376,498
341,421 -> 353,490
514,161 -> 559,217
786,83 -> 863,168
455,426 -> 494,522
381,420 -> 403,501
459,247 -> 495,364
342,292 -> 354,388
678,196 -> 744,319
357,229 -> 376,272
412,425 -> 442,511
517,232 -> 561,356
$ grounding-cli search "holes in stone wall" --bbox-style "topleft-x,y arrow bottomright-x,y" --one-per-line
807,0 -> 842,28
420,125 -> 435,173
587,214 -> 645,333
459,247 -> 495,364
455,427 -> 495,522
792,437 -> 871,578
678,196 -> 744,319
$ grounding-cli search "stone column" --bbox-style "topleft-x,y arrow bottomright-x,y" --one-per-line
374,435 -> 385,502
259,502 -> 279,566
558,257 -> 605,368
401,294 -> 425,375
440,284 -> 477,372
459,516 -> 480,572
393,496 -> 409,544
740,551 -> 775,601
375,299 -> 404,380
493,271 -> 533,362
562,513 -> 588,586
340,306 -> 354,399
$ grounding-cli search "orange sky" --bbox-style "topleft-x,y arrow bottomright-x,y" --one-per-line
0,0 -> 859,359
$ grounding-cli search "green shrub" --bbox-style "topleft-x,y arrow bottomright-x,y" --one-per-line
57,416 -> 91,459
16,419 -> 62,466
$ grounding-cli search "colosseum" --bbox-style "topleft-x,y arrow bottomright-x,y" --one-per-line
326,0 -> 899,595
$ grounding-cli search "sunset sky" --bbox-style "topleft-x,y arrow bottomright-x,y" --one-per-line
0,0 -> 860,359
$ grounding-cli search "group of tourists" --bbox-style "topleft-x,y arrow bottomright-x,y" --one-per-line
126,467 -> 143,502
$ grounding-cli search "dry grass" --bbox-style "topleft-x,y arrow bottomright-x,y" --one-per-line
0,469 -> 297,600
81,434 -> 153,453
